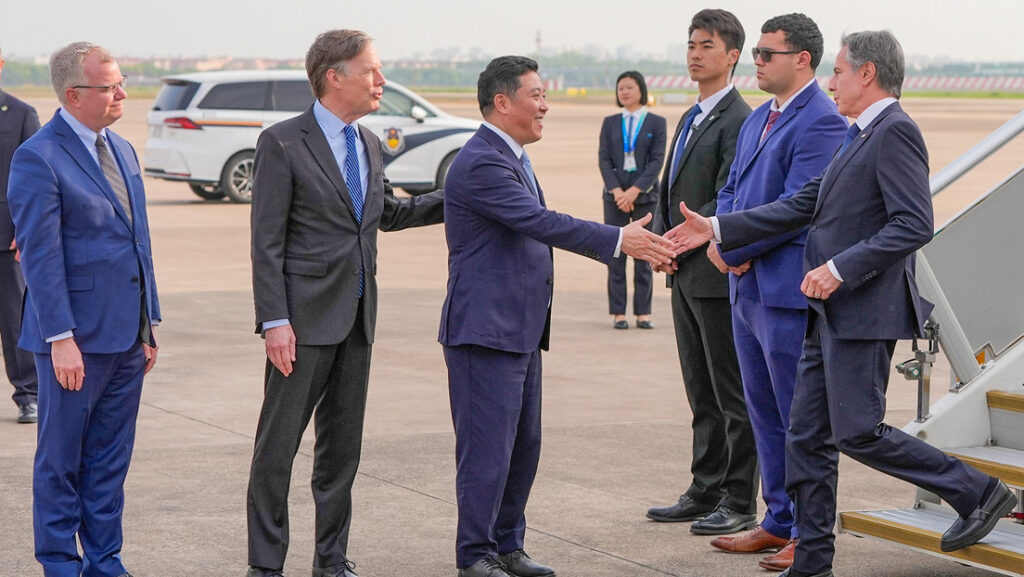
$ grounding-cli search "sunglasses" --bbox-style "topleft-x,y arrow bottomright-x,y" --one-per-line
73,76 -> 128,93
751,48 -> 801,63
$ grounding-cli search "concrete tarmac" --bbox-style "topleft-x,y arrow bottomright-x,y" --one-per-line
3,92 -> 1021,576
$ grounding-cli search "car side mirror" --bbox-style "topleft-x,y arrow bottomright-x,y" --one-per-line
411,105 -> 427,123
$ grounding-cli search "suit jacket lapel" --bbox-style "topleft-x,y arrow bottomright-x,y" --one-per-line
359,124 -> 382,225
299,109 -> 359,221
816,102 -> 900,211
675,88 -> 740,185
740,85 -> 820,179
53,115 -> 132,231
479,126 -> 540,203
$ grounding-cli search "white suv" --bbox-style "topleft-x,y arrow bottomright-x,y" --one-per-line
143,70 -> 479,202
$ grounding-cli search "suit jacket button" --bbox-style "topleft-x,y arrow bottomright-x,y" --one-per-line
131,277 -> 139,284
810,225 -> 817,231
546,277 -> 553,285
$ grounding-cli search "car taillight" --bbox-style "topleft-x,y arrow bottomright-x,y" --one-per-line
163,117 -> 203,130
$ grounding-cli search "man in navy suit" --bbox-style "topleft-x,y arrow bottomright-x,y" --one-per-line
9,42 -> 159,577
647,8 -> 759,539
0,47 -> 40,424
693,15 -> 846,569
439,56 -> 675,577
668,30 -> 1015,577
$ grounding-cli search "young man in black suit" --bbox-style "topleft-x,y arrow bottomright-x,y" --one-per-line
649,5 -> 762,552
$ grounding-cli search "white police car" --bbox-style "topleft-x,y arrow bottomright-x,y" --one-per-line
143,70 -> 479,202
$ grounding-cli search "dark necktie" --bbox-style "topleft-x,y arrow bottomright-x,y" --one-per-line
838,123 -> 862,155
95,134 -> 132,224
760,109 -> 782,143
669,103 -> 702,184
343,124 -> 365,296
521,151 -> 539,197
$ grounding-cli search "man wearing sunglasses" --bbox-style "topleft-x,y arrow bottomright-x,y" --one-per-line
697,13 -> 846,573
8,42 -> 158,577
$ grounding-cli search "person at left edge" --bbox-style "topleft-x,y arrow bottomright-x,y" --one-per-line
247,30 -> 444,577
0,45 -> 41,424
9,42 -> 159,577
440,55 -> 677,577
597,71 -> 666,330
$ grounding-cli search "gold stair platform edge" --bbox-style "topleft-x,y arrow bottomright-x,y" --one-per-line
988,390 -> 1024,413
839,511 -> 1023,575
946,452 -> 1024,487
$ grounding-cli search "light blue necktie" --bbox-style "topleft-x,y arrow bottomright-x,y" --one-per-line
521,151 -> 539,197
343,124 -> 365,296
669,103 -> 702,185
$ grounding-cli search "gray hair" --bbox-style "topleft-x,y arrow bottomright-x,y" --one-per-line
50,42 -> 115,105
841,31 -> 904,99
305,29 -> 374,98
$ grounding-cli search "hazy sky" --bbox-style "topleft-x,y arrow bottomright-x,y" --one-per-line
1,0 -> 1019,63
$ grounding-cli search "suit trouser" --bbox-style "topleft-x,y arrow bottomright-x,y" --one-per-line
671,279 -> 758,513
444,344 -> 542,568
603,196 -> 655,316
0,250 -> 38,406
247,305 -> 371,572
788,313 -> 991,574
33,344 -> 146,577
732,295 -> 805,540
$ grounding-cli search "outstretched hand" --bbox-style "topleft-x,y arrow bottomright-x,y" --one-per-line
621,213 -> 676,266
664,201 -> 715,253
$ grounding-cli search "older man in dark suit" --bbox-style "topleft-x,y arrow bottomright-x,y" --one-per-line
247,29 -> 444,577
648,7 -> 759,544
439,56 -> 676,577
0,47 -> 40,424
667,30 -> 1014,577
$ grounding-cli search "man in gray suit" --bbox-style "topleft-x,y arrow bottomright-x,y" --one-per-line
247,29 -> 443,577
649,7 -> 760,543
0,46 -> 40,424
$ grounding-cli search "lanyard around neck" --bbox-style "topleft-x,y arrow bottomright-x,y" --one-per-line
621,110 -> 647,154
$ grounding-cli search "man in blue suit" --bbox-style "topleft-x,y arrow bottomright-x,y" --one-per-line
9,42 -> 159,577
692,15 -> 846,570
668,30 -> 1014,577
439,56 -> 676,577
0,47 -> 40,424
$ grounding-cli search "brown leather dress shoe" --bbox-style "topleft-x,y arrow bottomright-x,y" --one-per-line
759,540 -> 797,571
710,525 -> 789,553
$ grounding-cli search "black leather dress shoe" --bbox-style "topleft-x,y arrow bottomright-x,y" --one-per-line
778,569 -> 833,577
636,320 -> 654,329
313,560 -> 358,577
647,495 -> 716,522
940,478 -> 1016,552
690,505 -> 757,535
613,320 -> 629,330
497,550 -> 554,577
458,558 -> 512,577
247,567 -> 284,577
17,402 -> 37,424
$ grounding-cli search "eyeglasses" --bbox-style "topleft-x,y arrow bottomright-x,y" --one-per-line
750,48 -> 800,63
73,76 -> 127,93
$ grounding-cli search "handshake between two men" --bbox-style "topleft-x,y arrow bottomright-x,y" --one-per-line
652,201 -> 842,302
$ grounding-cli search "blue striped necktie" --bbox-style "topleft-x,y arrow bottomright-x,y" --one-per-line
838,123 -> 862,155
669,103 -> 701,185
521,151 -> 539,197
343,124 -> 365,296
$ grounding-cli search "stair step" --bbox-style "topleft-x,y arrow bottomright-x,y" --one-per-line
946,445 -> 1024,488
989,390 -> 1024,413
839,506 -> 1024,576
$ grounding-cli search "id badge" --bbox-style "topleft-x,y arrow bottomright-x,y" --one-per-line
623,152 -> 637,172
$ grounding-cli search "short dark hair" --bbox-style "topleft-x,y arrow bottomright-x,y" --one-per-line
842,31 -> 905,99
477,55 -> 539,117
689,9 -> 745,76
305,29 -> 373,98
615,71 -> 648,107
762,13 -> 824,70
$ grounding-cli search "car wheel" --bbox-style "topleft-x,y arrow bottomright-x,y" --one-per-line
221,151 -> 254,203
189,183 -> 225,201
436,150 -> 458,190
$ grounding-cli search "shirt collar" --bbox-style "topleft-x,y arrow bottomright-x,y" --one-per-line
621,106 -> 647,119
852,97 -> 898,130
771,78 -> 819,114
482,121 -> 525,159
313,99 -> 356,137
59,107 -> 107,143
695,84 -> 734,113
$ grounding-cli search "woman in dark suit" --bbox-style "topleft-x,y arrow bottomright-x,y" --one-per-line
598,70 -> 666,329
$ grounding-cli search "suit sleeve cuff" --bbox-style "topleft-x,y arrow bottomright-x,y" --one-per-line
826,259 -> 844,282
262,318 -> 290,330
46,331 -> 74,343
613,228 -> 623,259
